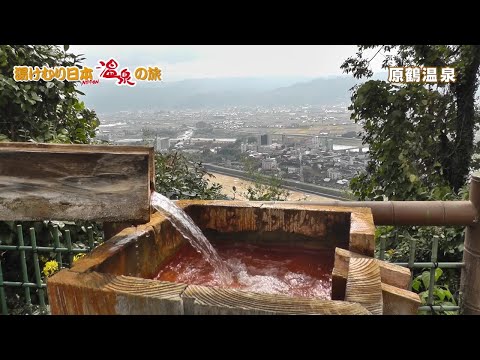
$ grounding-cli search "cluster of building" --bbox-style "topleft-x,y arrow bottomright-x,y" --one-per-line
93,106 -> 367,190
238,134 -> 368,189
152,130 -> 368,190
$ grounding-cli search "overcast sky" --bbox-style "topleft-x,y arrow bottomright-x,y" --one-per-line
70,45 -> 384,82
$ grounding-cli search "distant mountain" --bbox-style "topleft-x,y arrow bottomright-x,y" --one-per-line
258,77 -> 361,106
80,74 -> 385,113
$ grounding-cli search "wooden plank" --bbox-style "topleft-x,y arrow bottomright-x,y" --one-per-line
0,143 -> 153,222
182,284 -> 371,315
334,247 -> 411,289
332,268 -> 421,315
349,211 -> 375,256
382,283 -> 421,315
47,270 -> 186,315
345,258 -> 383,315
0,142 -> 152,153
103,222 -> 134,240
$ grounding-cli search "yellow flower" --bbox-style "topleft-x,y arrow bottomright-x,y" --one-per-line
73,253 -> 86,262
43,260 -> 59,277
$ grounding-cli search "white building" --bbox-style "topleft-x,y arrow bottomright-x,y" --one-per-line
155,137 -> 170,152
262,158 -> 277,171
326,139 -> 334,151
327,167 -> 342,180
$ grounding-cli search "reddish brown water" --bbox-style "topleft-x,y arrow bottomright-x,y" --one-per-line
154,242 -> 333,299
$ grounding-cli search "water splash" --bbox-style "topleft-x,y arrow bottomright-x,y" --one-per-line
151,191 -> 232,284
155,242 -> 333,299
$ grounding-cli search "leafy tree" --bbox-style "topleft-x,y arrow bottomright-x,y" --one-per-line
341,46 -> 480,304
217,143 -> 241,158
0,45 -> 99,143
155,152 -> 226,200
342,45 -> 480,198
244,174 -> 290,201
0,45 -> 101,314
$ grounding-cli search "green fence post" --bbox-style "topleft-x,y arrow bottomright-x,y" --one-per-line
379,236 -> 386,261
427,235 -> 439,314
65,230 -> 73,266
408,237 -> 416,290
87,226 -> 94,252
17,225 -> 32,313
30,228 -> 47,314
0,257 -> 7,315
52,225 -> 63,269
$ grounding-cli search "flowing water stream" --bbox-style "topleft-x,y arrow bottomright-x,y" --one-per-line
150,191 -> 233,284
151,191 -> 332,297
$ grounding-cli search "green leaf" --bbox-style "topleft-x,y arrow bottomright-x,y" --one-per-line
442,287 -> 454,302
64,45 -> 70,52
434,287 -> 446,302
73,101 -> 85,111
444,311 -> 458,315
442,301 -> 456,306
421,271 -> 431,290
0,231 -> 13,244
434,267 -> 443,282
412,277 -> 421,292
30,93 -> 42,102
5,221 -> 15,231
46,82 -> 55,89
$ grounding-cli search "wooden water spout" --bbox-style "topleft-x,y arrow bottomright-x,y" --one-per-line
0,143 -> 154,222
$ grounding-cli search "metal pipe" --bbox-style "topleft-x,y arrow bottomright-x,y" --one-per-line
272,200 -> 477,226
461,174 -> 480,315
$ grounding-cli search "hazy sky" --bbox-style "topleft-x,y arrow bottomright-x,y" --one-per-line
70,45 -> 384,82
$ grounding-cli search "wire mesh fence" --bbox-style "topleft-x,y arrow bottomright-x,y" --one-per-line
0,224 -> 99,315
378,234 -> 462,314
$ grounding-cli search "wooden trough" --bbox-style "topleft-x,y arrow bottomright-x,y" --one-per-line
47,201 -> 421,315
0,143 -> 420,314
